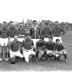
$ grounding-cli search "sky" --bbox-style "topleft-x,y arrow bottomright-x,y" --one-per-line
0,0 -> 72,23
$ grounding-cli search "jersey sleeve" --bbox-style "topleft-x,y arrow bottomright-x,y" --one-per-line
61,44 -> 65,49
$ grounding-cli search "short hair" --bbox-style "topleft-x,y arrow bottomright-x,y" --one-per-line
56,39 -> 60,42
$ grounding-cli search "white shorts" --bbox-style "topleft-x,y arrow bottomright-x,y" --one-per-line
44,38 -> 49,42
32,39 -> 39,48
9,50 -> 23,58
53,49 -> 67,57
46,50 -> 54,55
53,37 -> 62,43
23,49 -> 36,62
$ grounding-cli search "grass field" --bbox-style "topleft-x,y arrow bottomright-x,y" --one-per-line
0,31 -> 72,72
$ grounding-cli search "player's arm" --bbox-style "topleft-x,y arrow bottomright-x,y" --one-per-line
10,42 -> 14,49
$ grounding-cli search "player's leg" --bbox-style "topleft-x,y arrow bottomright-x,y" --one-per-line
4,47 -> 9,61
29,50 -> 36,61
62,49 -> 67,62
46,50 -> 53,60
42,50 -> 47,60
16,51 -> 23,58
0,50 -> 2,61
23,50 -> 30,62
9,50 -> 16,64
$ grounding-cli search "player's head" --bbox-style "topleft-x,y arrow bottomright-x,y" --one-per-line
56,39 -> 60,44
49,37 -> 53,42
25,34 -> 31,40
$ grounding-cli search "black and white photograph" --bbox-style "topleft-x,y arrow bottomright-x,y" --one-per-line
0,0 -> 72,72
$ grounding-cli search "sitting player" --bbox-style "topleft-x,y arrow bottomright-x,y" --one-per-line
9,36 -> 23,64
36,37 -> 47,60
46,37 -> 55,60
54,39 -> 67,62
21,34 -> 36,62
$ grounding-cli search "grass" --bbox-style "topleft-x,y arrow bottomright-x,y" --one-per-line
0,31 -> 72,71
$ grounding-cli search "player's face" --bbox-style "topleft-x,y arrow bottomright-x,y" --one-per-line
56,40 -> 60,44
26,36 -> 31,40
14,38 -> 17,41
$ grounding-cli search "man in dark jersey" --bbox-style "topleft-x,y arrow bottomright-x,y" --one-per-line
9,36 -> 23,64
53,26 -> 66,43
46,37 -> 55,60
41,27 -> 53,42
54,39 -> 67,62
22,35 -> 36,62
36,37 -> 47,60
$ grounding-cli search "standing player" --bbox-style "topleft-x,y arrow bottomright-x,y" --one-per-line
54,39 -> 67,62
40,27 -> 53,42
53,25 -> 66,43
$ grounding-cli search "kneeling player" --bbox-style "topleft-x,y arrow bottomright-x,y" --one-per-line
46,37 -> 55,60
54,39 -> 67,62
9,36 -> 23,64
22,35 -> 36,62
36,37 -> 47,60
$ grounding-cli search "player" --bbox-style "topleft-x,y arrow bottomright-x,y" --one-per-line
41,27 -> 53,42
36,37 -> 47,60
46,37 -> 55,60
53,39 -> 67,62
21,34 -> 36,62
9,36 -> 23,64
53,25 -> 66,43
